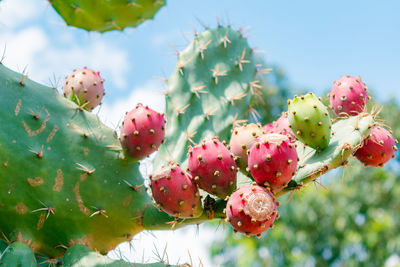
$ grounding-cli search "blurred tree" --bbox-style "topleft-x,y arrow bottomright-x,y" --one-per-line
209,91 -> 400,267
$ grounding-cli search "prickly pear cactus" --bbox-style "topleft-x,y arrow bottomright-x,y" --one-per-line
49,0 -> 166,32
154,26 -> 262,169
0,23 -> 396,264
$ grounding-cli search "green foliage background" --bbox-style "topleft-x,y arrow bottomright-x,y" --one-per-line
209,76 -> 400,267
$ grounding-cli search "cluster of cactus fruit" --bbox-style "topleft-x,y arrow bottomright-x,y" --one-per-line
0,22 -> 397,265
149,74 -> 397,237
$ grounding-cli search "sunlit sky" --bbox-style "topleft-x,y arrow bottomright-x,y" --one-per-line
1,0 -> 399,265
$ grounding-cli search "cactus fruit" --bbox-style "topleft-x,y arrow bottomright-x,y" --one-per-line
288,93 -> 332,150
263,123 -> 275,133
62,67 -> 105,111
49,0 -> 166,33
0,242 -> 37,266
226,185 -> 277,236
120,103 -> 165,160
279,113 -> 374,197
229,123 -> 263,170
330,75 -> 369,116
153,26 -> 262,170
264,112 -> 296,142
248,134 -> 298,191
354,126 -> 397,167
150,164 -> 202,218
188,138 -> 237,199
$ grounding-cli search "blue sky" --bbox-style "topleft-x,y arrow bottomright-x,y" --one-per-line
1,0 -> 399,265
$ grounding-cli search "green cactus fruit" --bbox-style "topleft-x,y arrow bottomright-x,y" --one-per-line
154,26 -> 263,170
288,93 -> 332,150
0,242 -> 37,267
277,113 -> 373,197
49,0 -> 166,33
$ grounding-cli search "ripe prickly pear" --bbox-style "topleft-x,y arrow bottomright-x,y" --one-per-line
188,137 -> 237,199
264,112 -> 296,142
355,126 -> 397,167
263,122 -> 275,133
288,93 -> 332,150
330,75 -> 369,116
226,185 -> 278,236
150,164 -> 203,218
229,123 -> 263,170
248,134 -> 298,190
62,67 -> 105,111
120,103 -> 165,160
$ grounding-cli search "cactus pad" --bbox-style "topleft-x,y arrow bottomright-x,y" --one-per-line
49,0 -> 166,32
154,26 -> 261,169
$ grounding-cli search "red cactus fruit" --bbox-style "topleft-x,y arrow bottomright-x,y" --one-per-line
62,67 -> 105,111
263,112 -> 296,142
329,75 -> 369,116
188,137 -> 237,199
355,126 -> 397,167
120,103 -> 165,160
248,133 -> 298,191
229,123 -> 263,169
150,164 -> 203,218
226,185 -> 278,237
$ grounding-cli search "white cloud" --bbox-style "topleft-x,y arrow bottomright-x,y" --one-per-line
109,224 -> 219,266
0,26 -> 48,72
98,80 -> 166,130
0,0 -> 40,28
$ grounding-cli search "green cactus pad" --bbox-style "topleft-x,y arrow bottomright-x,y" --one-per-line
288,93 -> 332,150
0,242 -> 37,267
50,0 -> 166,32
277,113 -> 374,197
154,26 -> 261,169
0,64 -> 150,257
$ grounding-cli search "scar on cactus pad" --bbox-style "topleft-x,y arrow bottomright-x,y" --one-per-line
62,67 -> 105,111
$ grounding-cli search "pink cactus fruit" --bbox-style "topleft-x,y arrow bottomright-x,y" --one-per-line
329,75 -> 369,116
226,185 -> 278,237
263,123 -> 275,133
188,137 -> 237,199
263,112 -> 296,142
120,103 -> 165,160
248,133 -> 298,191
355,126 -> 397,167
150,164 -> 203,218
229,123 -> 264,169
62,67 -> 105,111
